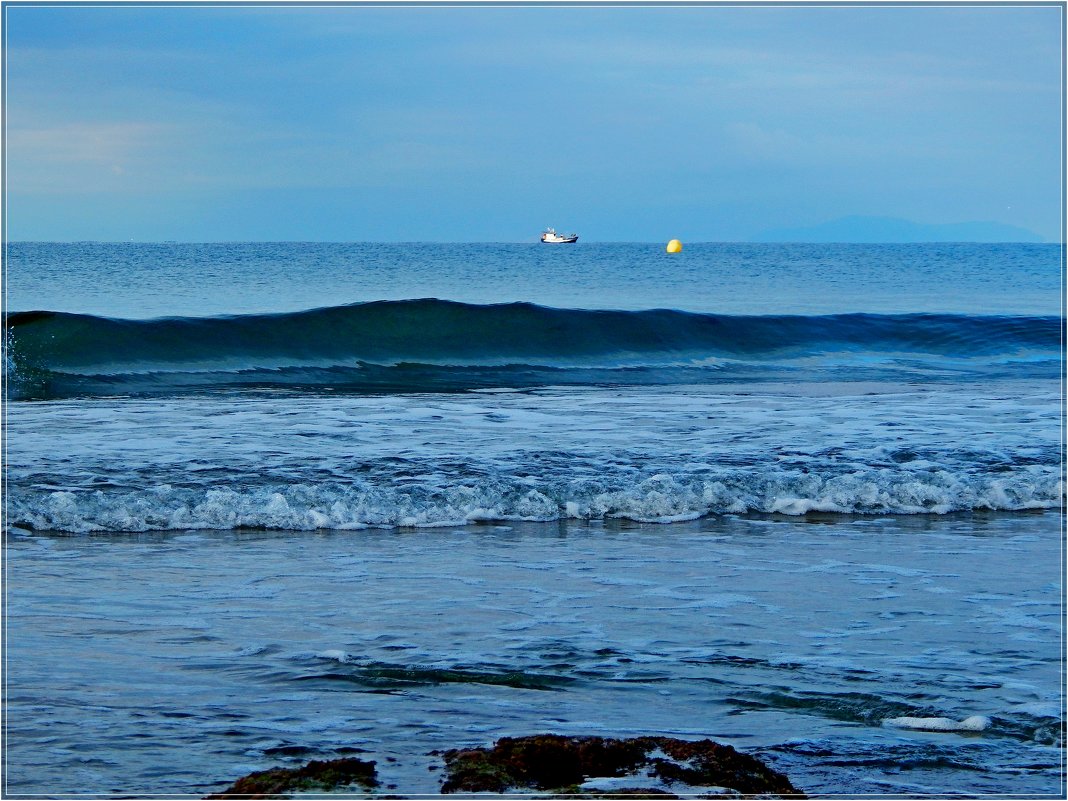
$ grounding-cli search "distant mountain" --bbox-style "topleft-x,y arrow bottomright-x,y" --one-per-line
754,215 -> 1045,243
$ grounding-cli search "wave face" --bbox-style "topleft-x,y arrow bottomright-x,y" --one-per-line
5,300 -> 1062,399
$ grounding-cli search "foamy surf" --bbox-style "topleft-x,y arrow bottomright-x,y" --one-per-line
9,467 -> 1063,533
7,374 -> 1062,534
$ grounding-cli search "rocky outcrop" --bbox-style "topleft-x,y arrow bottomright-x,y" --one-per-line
437,734 -> 803,796
205,734 -> 804,798
205,756 -> 377,798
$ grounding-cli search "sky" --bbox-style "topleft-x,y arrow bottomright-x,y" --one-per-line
4,3 -> 1063,242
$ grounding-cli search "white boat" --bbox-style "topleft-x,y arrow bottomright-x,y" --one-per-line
540,227 -> 578,243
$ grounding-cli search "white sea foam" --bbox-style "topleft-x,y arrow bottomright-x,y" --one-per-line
315,649 -> 350,662
883,715 -> 992,732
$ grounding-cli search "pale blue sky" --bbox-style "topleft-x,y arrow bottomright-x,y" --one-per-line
4,3 -> 1063,241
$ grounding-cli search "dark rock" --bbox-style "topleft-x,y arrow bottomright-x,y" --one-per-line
439,734 -> 803,797
652,738 -> 795,794
206,756 -> 378,799
554,790 -> 681,799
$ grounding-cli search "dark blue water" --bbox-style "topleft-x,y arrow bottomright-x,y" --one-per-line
6,302 -> 1060,400
3,242 -> 1064,797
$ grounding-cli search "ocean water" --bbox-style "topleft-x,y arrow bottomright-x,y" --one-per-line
3,242 -> 1065,797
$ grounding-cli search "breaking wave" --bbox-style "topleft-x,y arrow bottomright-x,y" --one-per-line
10,466 -> 1062,533
6,300 -> 1062,398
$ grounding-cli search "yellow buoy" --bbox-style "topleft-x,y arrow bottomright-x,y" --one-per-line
666,239 -> 682,253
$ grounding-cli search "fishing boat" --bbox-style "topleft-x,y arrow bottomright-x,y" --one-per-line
540,227 -> 578,243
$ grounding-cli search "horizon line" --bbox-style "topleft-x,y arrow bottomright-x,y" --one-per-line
5,239 -> 1060,245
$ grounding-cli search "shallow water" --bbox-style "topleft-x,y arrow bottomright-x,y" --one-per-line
4,513 -> 1063,797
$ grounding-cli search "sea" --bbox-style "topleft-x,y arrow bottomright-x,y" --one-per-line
3,241 -> 1065,798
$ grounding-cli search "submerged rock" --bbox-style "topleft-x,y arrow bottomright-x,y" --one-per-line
437,734 -> 803,796
206,756 -> 378,798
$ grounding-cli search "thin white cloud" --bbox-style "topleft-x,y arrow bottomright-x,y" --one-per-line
6,120 -> 183,193
461,35 -> 1054,106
